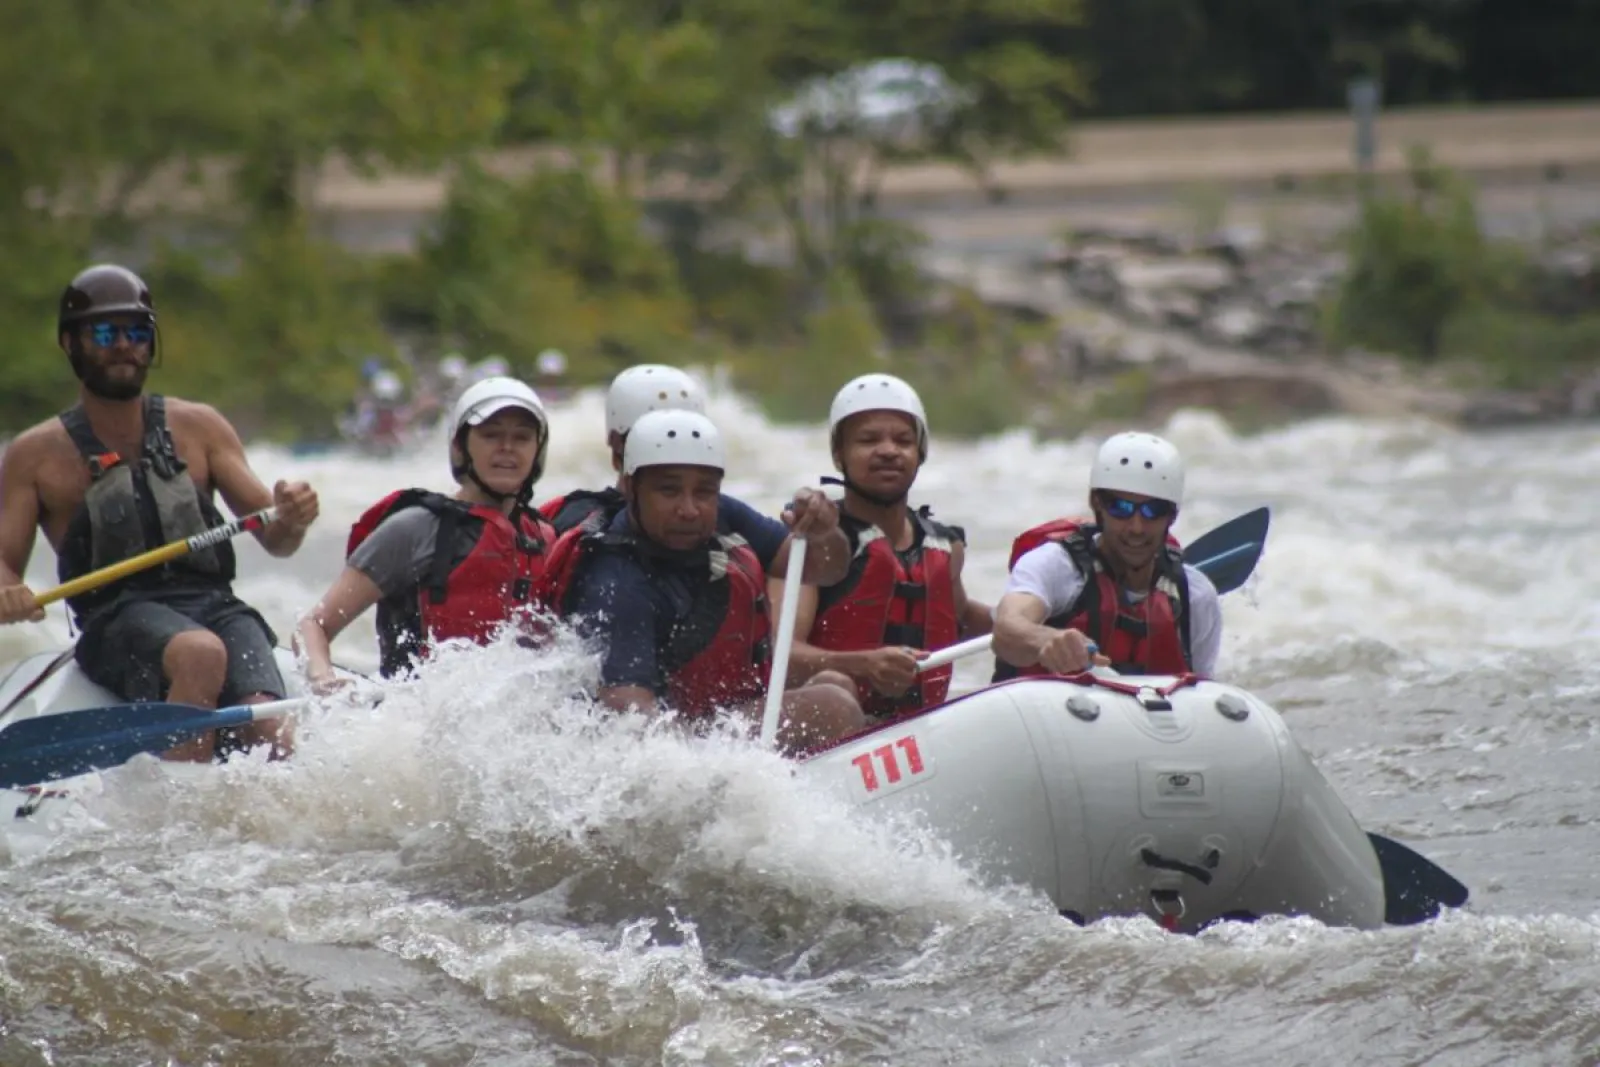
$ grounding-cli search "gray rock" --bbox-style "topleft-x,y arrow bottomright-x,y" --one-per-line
1205,304 -> 1269,346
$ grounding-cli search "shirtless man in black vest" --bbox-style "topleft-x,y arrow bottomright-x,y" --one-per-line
0,265 -> 319,762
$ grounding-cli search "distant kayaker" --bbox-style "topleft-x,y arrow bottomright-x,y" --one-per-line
0,264 -> 319,762
537,363 -> 708,536
767,374 -> 993,722
540,409 -> 866,752
992,432 -> 1222,679
296,377 -> 557,687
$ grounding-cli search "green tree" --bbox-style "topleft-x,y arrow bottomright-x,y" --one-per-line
413,164 -> 695,381
1332,149 -> 1491,361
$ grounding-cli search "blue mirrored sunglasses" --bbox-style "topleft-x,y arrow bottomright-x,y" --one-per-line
1099,493 -> 1176,521
88,322 -> 154,346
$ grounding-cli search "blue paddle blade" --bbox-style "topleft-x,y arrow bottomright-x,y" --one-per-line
1187,506 -> 1270,594
1368,832 -> 1471,924
0,702 -> 257,789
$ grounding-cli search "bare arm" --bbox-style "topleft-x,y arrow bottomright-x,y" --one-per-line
0,437 -> 46,624
765,579 -> 845,684
994,590 -> 1103,674
950,541 -> 993,638
201,404 -> 317,557
769,526 -> 850,586
992,591 -> 1054,668
0,438 -> 40,587
766,575 -> 920,698
295,566 -> 384,688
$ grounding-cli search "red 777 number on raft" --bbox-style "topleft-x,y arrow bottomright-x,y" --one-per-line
851,736 -> 925,793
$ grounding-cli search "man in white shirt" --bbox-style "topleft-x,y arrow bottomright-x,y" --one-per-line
993,432 -> 1222,679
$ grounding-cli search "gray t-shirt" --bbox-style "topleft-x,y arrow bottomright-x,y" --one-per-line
347,507 -> 443,599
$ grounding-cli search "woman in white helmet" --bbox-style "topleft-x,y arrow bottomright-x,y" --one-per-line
992,431 -> 1223,680
537,363 -> 709,535
771,373 -> 993,721
541,408 -> 865,752
296,377 -> 560,685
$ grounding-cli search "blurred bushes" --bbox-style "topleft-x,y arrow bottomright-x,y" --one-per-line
1330,149 -> 1600,388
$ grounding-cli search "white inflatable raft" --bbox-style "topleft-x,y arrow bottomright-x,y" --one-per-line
0,651 -> 1392,931
798,671 -> 1388,933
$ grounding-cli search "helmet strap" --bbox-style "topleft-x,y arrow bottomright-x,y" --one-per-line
824,472 -> 908,509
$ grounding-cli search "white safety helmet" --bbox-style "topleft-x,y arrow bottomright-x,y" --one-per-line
1088,432 -> 1185,504
605,364 -> 707,438
371,370 -> 404,402
536,348 -> 569,377
438,353 -> 468,381
827,373 -> 929,461
450,376 -> 550,487
623,409 -> 726,476
472,355 -> 511,381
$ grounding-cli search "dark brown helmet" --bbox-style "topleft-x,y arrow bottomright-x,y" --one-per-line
58,264 -> 156,334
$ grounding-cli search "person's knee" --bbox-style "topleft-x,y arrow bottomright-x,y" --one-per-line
163,630 -> 228,695
237,693 -> 296,761
779,685 -> 866,752
807,669 -> 858,697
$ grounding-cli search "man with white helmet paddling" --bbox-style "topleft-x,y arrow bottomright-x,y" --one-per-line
0,264 -> 320,762
538,364 -> 708,536
296,377 -> 558,687
992,432 -> 1222,679
542,409 -> 866,752
770,374 -> 993,720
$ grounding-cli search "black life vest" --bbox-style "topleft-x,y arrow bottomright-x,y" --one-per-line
56,394 -> 234,623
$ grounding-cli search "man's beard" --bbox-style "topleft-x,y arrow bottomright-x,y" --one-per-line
71,348 -> 148,401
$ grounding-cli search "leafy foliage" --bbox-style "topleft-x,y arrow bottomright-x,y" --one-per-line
1,0 -> 1597,438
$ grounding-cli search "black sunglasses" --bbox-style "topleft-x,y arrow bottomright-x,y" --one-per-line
1098,493 -> 1176,521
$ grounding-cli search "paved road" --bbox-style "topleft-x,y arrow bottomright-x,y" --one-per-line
303,100 -> 1600,258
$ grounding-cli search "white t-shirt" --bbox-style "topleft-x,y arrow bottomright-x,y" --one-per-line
1004,541 -> 1223,677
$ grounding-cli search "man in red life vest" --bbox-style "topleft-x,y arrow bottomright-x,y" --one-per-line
992,432 -> 1222,679
296,377 -> 557,686
769,374 -> 992,719
537,364 -> 708,536
549,409 -> 866,753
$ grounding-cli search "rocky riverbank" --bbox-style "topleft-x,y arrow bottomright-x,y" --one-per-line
920,219 -> 1600,431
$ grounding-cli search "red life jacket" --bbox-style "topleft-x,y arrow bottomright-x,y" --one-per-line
538,520 -> 772,718
347,489 -> 556,677
810,508 -> 962,718
993,517 -> 1192,681
537,486 -> 626,536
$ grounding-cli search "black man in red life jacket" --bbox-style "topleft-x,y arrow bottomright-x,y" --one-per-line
768,373 -> 993,721
537,364 -> 708,536
296,377 -> 558,687
992,432 -> 1222,680
542,409 -> 866,753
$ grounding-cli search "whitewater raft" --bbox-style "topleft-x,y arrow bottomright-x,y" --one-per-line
1,649 -> 1392,931
796,671 -> 1388,932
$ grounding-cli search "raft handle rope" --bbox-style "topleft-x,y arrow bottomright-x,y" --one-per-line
1139,848 -> 1217,886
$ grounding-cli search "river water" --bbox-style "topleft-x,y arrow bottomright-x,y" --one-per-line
1,389 -> 1597,1066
